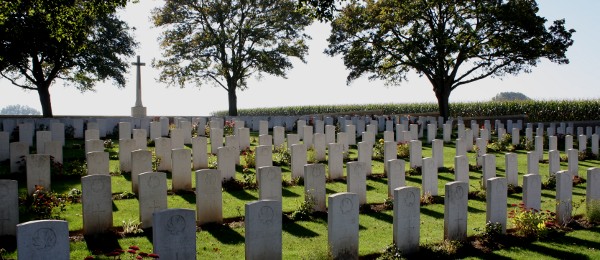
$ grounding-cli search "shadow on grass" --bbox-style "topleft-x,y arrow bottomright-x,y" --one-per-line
525,242 -> 590,259
174,191 -> 197,204
84,232 -> 123,254
282,188 -> 301,198
438,174 -> 454,182
364,210 -> 393,224
225,189 -> 257,201
407,176 -> 422,184
366,184 -> 376,191
368,176 -> 388,185
203,223 -> 244,245
0,235 -> 16,253
468,206 -> 485,214
282,220 -> 320,238
420,207 -> 444,219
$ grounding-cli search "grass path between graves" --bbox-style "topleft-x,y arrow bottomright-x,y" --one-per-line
1,133 -> 600,259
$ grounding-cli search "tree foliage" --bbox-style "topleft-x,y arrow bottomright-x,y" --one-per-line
326,0 -> 574,119
492,92 -> 531,101
0,0 -> 137,117
152,0 -> 313,116
0,104 -> 41,115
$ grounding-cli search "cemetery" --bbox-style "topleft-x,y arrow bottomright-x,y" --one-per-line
1,114 -> 600,259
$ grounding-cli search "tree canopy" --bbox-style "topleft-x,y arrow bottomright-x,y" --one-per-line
326,0 -> 574,119
0,104 -> 41,115
152,0 -> 313,116
0,0 -> 137,117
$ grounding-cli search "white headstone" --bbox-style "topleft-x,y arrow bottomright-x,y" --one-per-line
286,133 -> 300,150
259,134 -> 272,147
172,148 -> 192,191
304,164 -> 326,212
444,181 -> 468,241
548,150 -> 561,176
313,133 -> 326,162
85,129 -> 100,141
454,155 -> 469,182
586,168 -> 600,216
556,170 -> 572,226
26,154 -> 50,194
132,129 -> 147,150
327,143 -> 344,180
427,123 -> 436,143
238,127 -> 251,150
258,166 -> 282,201
152,209 -> 196,259
345,124 -> 356,146
10,142 -> 28,173
255,145 -> 273,171
578,134 -> 587,152
150,121 -> 162,141
245,200 -> 282,260
84,139 -> 104,155
196,169 -> 223,225
17,220 -> 69,259
131,149 -> 152,194
567,148 -> 579,177
535,136 -> 544,161
409,140 -> 422,168
565,135 -> 573,154
86,151 -> 109,176
432,139 -> 444,168
0,132 -> 8,161
527,151 -> 539,175
180,121 -> 192,144
328,192 -> 359,260
393,186 -> 420,255
592,134 -> 599,156
273,126 -> 285,148
119,122 -> 132,140
170,128 -> 185,150
217,146 -> 237,180
384,141 -> 397,175
387,159 -> 406,197
523,174 -> 541,211
138,172 -> 167,228
81,175 -> 112,235
347,161 -> 367,205
482,154 -> 496,189
192,136 -> 208,170
36,131 -> 52,155
549,135 -> 558,151
19,123 -> 34,147
0,179 -> 19,236
422,157 -> 438,196
154,137 -> 173,172
486,177 -> 507,233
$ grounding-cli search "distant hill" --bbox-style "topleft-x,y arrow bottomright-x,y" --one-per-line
0,104 -> 41,115
491,92 -> 531,101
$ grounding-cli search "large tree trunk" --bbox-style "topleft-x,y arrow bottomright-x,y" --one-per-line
37,83 -> 53,118
434,84 -> 451,121
227,85 -> 238,116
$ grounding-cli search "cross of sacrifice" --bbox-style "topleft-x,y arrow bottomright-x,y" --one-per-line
131,56 -> 145,107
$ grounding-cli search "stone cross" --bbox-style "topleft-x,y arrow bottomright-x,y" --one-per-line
132,55 -> 145,107
131,55 -> 147,117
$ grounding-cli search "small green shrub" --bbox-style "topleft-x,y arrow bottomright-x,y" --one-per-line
241,148 -> 256,170
508,202 -> 554,239
397,142 -> 409,159
21,185 -> 66,220
274,145 -> 291,166
377,243 -> 403,260
373,139 -> 385,160
291,196 -> 315,221
121,219 -> 143,236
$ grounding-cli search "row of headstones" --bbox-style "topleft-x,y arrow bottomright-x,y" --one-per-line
6,166 -> 599,259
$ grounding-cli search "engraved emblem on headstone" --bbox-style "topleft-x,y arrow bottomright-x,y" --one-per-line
341,197 -> 353,214
32,228 -> 56,250
167,215 -> 186,235
259,206 -> 274,224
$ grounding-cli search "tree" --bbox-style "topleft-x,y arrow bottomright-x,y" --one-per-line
0,0 -> 137,117
152,0 -> 313,116
0,104 -> 41,115
492,92 -> 531,101
326,0 -> 574,119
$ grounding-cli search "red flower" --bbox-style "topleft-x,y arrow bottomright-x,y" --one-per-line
128,249 -> 137,254
148,253 -> 160,258
139,252 -> 149,257
84,256 -> 95,260
136,256 -> 143,260
129,246 -> 140,250
105,252 -> 120,257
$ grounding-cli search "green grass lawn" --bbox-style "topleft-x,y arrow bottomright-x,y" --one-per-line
1,130 -> 599,259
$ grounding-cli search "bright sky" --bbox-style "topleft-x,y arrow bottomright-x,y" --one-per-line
1,1 -> 598,116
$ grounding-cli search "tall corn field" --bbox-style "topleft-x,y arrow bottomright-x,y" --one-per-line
212,100 -> 600,123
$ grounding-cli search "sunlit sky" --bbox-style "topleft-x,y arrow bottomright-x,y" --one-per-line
1,1 -> 598,116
